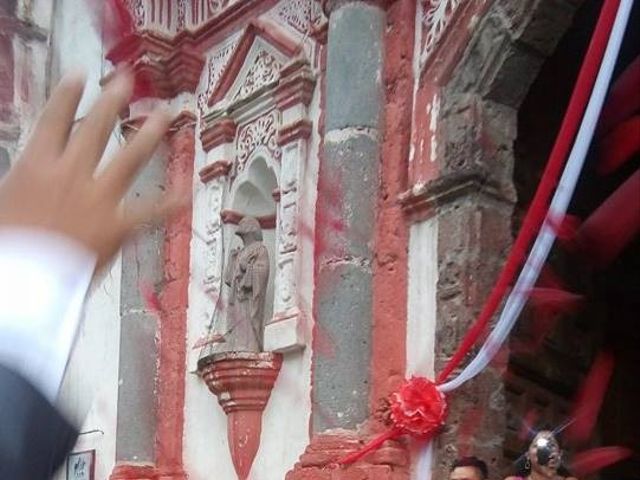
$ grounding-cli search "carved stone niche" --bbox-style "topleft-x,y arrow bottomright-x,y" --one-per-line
195,17 -> 318,480
198,19 -> 317,355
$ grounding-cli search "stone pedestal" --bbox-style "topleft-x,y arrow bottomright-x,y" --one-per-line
109,464 -> 159,480
198,351 -> 283,480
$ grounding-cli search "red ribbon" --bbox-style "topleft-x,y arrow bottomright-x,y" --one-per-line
339,377 -> 446,465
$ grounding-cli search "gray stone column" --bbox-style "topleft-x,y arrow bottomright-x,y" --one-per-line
113,132 -> 166,466
313,0 -> 384,432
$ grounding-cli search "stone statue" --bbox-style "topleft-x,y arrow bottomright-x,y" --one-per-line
224,216 -> 270,351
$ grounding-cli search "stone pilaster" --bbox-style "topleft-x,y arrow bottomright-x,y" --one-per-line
288,2 -> 395,477
312,0 -> 384,434
155,114 -> 195,480
112,119 -> 166,479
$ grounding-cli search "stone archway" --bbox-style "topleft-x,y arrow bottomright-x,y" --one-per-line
509,1 -> 640,477
409,0 -> 589,477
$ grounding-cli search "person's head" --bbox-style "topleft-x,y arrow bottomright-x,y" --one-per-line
526,430 -> 562,477
450,456 -> 489,480
236,216 -> 262,243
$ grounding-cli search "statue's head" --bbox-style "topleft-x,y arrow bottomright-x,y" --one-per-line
236,216 -> 263,242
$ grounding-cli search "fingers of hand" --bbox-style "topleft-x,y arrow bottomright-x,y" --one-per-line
123,187 -> 190,234
21,70 -> 86,164
97,109 -> 172,201
63,69 -> 134,174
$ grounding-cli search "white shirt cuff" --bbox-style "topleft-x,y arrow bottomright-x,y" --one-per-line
0,228 -> 96,403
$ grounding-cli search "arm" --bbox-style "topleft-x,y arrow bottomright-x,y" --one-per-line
0,68 -> 184,478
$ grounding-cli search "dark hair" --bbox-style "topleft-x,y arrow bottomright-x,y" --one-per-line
452,456 -> 489,479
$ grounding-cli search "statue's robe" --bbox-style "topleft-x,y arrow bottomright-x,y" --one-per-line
224,242 -> 269,351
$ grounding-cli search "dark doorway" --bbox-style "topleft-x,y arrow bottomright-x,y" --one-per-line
507,1 -> 640,478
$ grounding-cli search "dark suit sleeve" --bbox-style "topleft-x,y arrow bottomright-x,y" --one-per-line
0,364 -> 78,480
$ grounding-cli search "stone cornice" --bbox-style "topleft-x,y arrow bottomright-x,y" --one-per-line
199,160 -> 232,183
275,60 -> 316,110
168,111 -> 197,134
278,119 -> 313,146
200,116 -> 238,152
400,168 -> 510,219
221,209 -> 277,229
106,31 -> 205,99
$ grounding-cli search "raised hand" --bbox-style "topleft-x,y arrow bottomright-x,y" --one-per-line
0,68 -> 186,268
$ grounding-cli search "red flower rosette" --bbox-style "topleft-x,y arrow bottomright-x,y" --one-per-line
338,376 -> 447,465
389,376 -> 447,439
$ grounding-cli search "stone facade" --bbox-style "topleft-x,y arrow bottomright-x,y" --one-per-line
7,0 -> 636,479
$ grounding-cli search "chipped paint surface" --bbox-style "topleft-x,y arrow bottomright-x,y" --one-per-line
429,94 -> 440,163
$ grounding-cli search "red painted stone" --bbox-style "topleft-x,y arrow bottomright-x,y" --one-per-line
199,352 -> 283,480
285,431 -> 408,480
199,160 -> 233,183
278,119 -> 313,146
155,123 -> 194,479
109,464 -> 159,480
200,117 -> 238,152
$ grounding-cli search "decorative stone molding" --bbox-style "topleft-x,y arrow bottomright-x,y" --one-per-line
269,0 -> 326,36
236,110 -> 282,172
200,116 -> 238,151
198,352 -> 283,480
168,110 -> 197,135
220,209 -> 277,229
109,464 -> 159,480
199,159 -> 233,182
399,168 -> 506,220
202,180 -> 225,298
285,431 -> 409,479
234,49 -> 283,101
107,32 -> 205,99
208,19 -> 300,106
275,59 -> 316,110
197,33 -> 241,116
278,119 -> 313,145
124,0 -> 242,34
419,0 -> 463,68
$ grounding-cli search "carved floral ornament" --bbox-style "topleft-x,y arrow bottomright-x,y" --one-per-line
420,0 -> 463,67
234,50 -> 283,101
197,37 -> 240,116
272,0 -> 325,35
236,111 -> 283,174
126,0 -> 145,28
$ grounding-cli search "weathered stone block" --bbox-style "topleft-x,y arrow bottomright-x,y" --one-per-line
313,262 -> 373,431
325,3 -> 384,131
481,42 -> 545,108
116,311 -> 159,462
318,132 -> 380,266
497,0 -> 577,55
120,229 -> 165,312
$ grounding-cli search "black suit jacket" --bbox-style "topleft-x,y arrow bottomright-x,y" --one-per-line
0,364 -> 78,479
